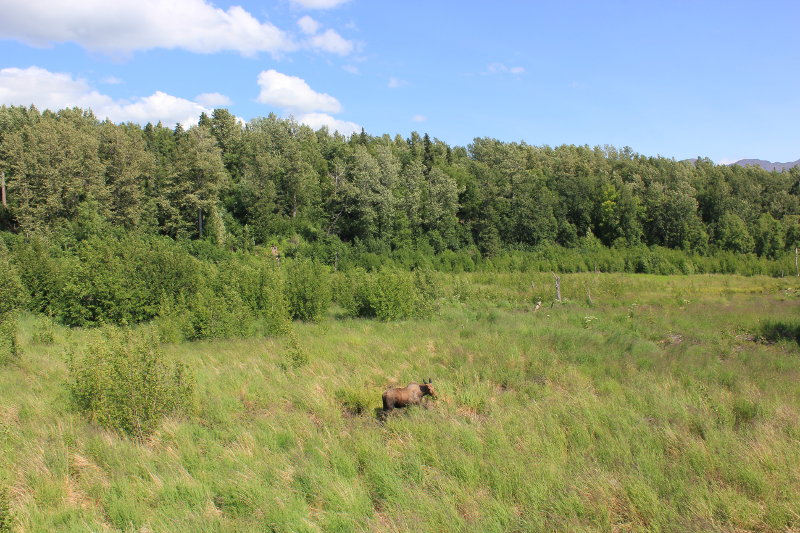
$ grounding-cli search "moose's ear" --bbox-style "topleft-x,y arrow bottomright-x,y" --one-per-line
427,377 -> 432,384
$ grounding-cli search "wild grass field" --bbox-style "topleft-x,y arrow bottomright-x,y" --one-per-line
1,273 -> 799,532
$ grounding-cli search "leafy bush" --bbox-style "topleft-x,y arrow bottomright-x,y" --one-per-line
280,328 -> 308,369
338,268 -> 441,321
58,234 -> 203,327
0,483 -> 10,532
220,258 -> 290,336
67,327 -> 194,438
0,313 -> 19,365
31,315 -> 56,344
335,386 -> 373,416
760,319 -> 800,345
284,258 -> 331,322
0,241 -> 27,315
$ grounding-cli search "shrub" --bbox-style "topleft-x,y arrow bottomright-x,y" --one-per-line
31,315 -> 56,344
8,235 -> 58,316
0,483 -> 10,532
0,241 -> 27,317
225,258 -> 290,336
67,327 -> 194,438
280,328 -> 309,369
339,268 -> 442,321
284,258 -> 331,322
335,386 -> 373,416
760,319 -> 800,345
57,234 -> 203,327
185,283 -> 253,341
0,313 -> 19,365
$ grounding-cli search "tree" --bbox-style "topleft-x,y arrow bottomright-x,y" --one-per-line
714,211 -> 754,254
754,213 -> 785,258
162,126 -> 228,238
98,122 -> 154,228
1,113 -> 106,233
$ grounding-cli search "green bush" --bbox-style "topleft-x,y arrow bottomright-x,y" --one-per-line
0,313 -> 19,365
58,234 -> 203,327
284,258 -> 331,322
66,327 -> 194,438
760,319 -> 800,345
222,258 -> 290,336
335,386 -> 373,415
280,328 -> 309,369
0,241 -> 27,315
338,268 -> 440,321
185,282 -> 253,341
154,257 -> 290,342
0,483 -> 10,532
31,315 -> 56,345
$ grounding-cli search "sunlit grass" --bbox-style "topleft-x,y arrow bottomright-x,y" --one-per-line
1,273 -> 799,531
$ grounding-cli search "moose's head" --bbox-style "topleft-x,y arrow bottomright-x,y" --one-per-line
420,378 -> 436,398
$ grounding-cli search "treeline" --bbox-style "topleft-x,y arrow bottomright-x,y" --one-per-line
1,104 -> 798,258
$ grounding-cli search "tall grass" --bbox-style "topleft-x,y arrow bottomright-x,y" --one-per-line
0,274 -> 798,531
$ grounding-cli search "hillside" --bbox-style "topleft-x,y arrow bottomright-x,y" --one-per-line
731,158 -> 800,172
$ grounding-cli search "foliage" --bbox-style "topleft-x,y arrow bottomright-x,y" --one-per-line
0,312 -> 18,364
66,327 -> 194,438
0,240 -> 26,315
284,257 -> 331,322
760,319 -> 800,345
338,267 -> 440,320
280,327 -> 309,369
2,105 -> 798,262
0,484 -> 10,532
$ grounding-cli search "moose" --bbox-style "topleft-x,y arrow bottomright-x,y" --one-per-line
381,379 -> 436,414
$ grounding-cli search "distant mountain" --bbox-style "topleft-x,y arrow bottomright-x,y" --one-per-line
730,158 -> 800,172
679,157 -> 799,171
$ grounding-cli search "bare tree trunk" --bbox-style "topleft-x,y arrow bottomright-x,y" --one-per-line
551,272 -> 561,302
796,247 -> 799,277
1,170 -> 6,208
198,208 -> 204,237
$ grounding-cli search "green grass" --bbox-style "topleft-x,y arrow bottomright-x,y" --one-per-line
1,273 -> 799,532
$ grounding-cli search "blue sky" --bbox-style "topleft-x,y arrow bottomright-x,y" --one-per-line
1,0 -> 798,163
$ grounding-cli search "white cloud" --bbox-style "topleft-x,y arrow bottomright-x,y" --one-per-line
411,114 -> 427,122
256,69 -> 341,113
309,29 -> 353,55
106,91 -> 210,127
388,77 -> 406,89
0,66 -> 209,128
0,0 -> 295,56
291,0 -> 350,9
486,63 -> 525,75
297,15 -> 320,35
296,112 -> 360,135
195,92 -> 232,107
342,65 -> 359,74
102,76 -> 123,85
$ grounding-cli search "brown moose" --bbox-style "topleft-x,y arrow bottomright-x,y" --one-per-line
382,379 -> 436,414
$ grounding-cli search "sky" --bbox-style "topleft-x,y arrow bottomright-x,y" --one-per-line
0,0 -> 798,163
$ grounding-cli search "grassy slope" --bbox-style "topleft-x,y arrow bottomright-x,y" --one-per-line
1,274 -> 799,532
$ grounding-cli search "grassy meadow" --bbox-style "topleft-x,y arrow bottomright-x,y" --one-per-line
1,272 -> 799,532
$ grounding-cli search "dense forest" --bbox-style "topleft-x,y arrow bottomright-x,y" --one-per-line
1,104 -> 797,257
